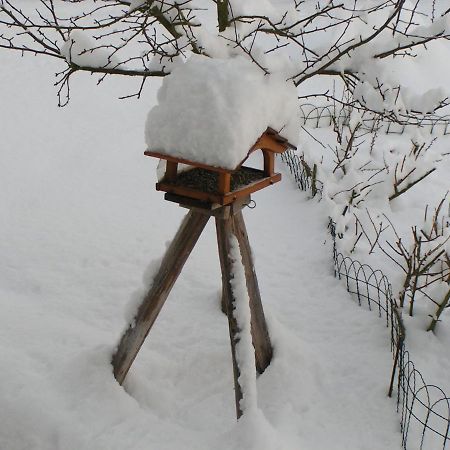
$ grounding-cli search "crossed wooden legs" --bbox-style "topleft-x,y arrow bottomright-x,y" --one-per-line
216,211 -> 273,375
111,205 -> 272,418
216,210 -> 273,417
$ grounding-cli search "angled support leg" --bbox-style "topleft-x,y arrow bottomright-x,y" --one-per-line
215,209 -> 274,418
112,210 -> 210,385
216,212 -> 273,375
216,223 -> 230,316
232,210 -> 273,374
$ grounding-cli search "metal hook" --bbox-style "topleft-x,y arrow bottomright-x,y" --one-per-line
245,199 -> 256,209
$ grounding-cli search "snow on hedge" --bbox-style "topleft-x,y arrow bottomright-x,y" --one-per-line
145,55 -> 299,170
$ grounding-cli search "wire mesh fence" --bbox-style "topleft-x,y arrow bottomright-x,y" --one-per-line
280,150 -> 313,193
281,149 -> 450,450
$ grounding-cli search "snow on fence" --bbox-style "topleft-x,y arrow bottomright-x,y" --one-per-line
280,149 -> 450,450
299,103 -> 450,136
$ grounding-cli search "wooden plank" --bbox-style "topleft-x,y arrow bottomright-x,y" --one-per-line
111,210 -> 210,385
164,193 -> 222,211
235,128 -> 295,168
222,173 -> 281,203
157,173 -> 281,206
164,193 -> 251,221
145,150 -> 232,174
157,182 -> 223,204
232,211 -> 273,374
265,127 -> 296,149
215,216 -> 244,419
250,133 -> 288,154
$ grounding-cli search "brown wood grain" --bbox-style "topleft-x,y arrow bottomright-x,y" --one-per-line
222,173 -> 281,203
251,133 -> 288,154
157,181 -> 223,204
157,173 -> 281,206
218,172 -> 231,195
111,210 -> 210,385
263,150 -> 275,176
232,211 -> 273,374
145,150 -> 231,173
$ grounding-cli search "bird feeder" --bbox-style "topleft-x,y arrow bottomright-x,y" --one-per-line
144,127 -> 295,207
112,127 -> 295,419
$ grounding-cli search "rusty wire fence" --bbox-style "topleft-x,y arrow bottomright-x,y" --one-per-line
281,149 -> 450,450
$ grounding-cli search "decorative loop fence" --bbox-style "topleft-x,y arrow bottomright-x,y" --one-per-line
281,149 -> 450,450
299,103 -> 450,136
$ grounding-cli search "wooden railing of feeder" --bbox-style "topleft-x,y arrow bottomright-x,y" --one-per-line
144,127 -> 295,206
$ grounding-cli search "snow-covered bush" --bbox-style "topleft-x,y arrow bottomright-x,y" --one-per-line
377,198 -> 450,327
301,106 -> 449,329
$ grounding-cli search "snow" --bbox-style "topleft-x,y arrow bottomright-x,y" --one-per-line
229,0 -> 278,18
124,257 -> 163,324
0,51 -> 402,449
61,30 -> 118,68
8,2 -> 450,447
145,54 -> 299,170
228,235 -> 258,414
129,0 -> 146,12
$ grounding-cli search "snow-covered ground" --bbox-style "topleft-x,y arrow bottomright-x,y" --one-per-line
0,52 -> 403,449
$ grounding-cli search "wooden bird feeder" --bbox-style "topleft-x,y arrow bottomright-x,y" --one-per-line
112,126 -> 295,419
144,127 -> 295,207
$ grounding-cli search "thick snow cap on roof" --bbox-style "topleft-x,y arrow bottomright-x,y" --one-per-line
145,55 -> 299,170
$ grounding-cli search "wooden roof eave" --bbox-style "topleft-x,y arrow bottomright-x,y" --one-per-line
143,150 -> 233,174
144,127 -> 296,173
261,127 -> 296,150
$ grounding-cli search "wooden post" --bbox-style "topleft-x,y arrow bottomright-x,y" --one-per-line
262,150 -> 275,177
165,161 -> 178,182
216,210 -> 273,375
216,218 -> 230,315
216,216 -> 244,419
218,172 -> 231,195
112,210 -> 210,385
232,211 -> 273,374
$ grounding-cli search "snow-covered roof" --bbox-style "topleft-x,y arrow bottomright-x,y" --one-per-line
145,127 -> 295,174
145,55 -> 299,171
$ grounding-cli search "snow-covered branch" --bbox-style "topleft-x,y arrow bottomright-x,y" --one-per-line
1,0 -> 449,110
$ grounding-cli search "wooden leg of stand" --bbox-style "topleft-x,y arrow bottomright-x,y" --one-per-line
216,210 -> 273,375
219,283 -> 228,315
216,218 -> 230,315
216,216 -> 244,419
232,211 -> 273,374
112,210 -> 210,385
